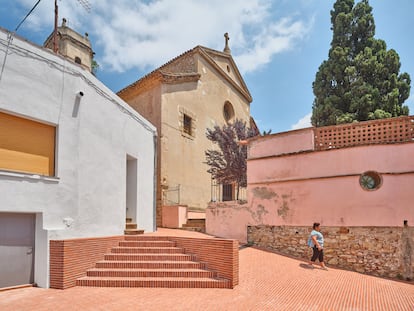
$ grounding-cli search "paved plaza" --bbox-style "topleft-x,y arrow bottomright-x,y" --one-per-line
1,229 -> 413,311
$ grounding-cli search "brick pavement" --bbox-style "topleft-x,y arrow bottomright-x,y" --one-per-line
1,229 -> 413,311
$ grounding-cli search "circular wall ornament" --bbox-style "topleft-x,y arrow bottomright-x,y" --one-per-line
359,171 -> 382,190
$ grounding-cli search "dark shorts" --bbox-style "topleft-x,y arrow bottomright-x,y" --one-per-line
311,246 -> 324,262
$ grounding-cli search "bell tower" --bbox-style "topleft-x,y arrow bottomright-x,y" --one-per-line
44,18 -> 94,72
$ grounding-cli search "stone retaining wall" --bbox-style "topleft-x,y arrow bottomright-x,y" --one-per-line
247,225 -> 414,281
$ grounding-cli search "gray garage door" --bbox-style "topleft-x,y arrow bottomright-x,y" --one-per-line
0,213 -> 35,288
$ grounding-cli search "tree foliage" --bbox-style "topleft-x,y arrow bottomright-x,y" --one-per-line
205,119 -> 258,199
91,59 -> 100,76
312,0 -> 411,127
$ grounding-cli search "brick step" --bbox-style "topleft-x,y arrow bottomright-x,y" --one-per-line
182,225 -> 206,230
184,219 -> 205,226
85,268 -> 216,278
124,236 -> 172,241
95,260 -> 207,269
125,223 -> 137,229
124,229 -> 145,235
119,241 -> 176,247
76,276 -> 231,288
180,227 -> 205,233
111,247 -> 184,254
104,253 -> 196,261
75,236 -> 231,288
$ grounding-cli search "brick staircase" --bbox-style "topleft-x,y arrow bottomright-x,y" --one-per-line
124,218 -> 144,235
181,219 -> 206,233
76,236 -> 231,288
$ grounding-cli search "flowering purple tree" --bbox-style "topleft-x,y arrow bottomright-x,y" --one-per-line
205,119 -> 258,200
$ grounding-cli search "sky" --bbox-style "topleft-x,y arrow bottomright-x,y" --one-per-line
0,0 -> 413,133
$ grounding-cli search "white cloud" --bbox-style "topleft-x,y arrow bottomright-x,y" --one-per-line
291,112 -> 312,130
15,0 -> 312,74
235,17 -> 309,73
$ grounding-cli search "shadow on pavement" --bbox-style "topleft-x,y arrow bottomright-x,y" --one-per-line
299,263 -> 315,270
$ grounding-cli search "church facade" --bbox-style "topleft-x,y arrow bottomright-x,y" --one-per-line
118,35 -> 253,225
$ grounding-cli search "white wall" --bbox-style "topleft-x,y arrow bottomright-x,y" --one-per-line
0,29 -> 157,287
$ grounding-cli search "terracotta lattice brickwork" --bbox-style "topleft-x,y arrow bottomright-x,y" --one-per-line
314,116 -> 414,151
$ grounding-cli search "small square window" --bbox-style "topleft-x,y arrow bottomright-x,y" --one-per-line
183,114 -> 192,136
179,107 -> 196,139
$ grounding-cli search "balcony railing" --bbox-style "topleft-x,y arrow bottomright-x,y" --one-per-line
211,179 -> 247,202
162,184 -> 180,206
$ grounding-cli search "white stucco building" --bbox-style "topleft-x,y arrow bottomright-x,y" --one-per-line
0,27 -> 157,288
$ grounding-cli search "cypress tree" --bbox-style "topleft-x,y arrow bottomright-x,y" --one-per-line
311,0 -> 411,127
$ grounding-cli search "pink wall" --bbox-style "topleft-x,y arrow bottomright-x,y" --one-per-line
207,119 -> 414,243
206,202 -> 253,243
162,205 -> 187,228
248,128 -> 314,159
247,142 -> 414,227
249,143 -> 413,183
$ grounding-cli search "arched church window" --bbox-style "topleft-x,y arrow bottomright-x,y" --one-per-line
223,101 -> 235,123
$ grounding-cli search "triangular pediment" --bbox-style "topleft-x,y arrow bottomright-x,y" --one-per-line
118,45 -> 252,103
196,46 -> 252,103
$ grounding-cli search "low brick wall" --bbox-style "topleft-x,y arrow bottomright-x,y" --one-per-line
247,225 -> 414,281
50,236 -> 124,289
162,205 -> 188,228
169,236 -> 239,287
